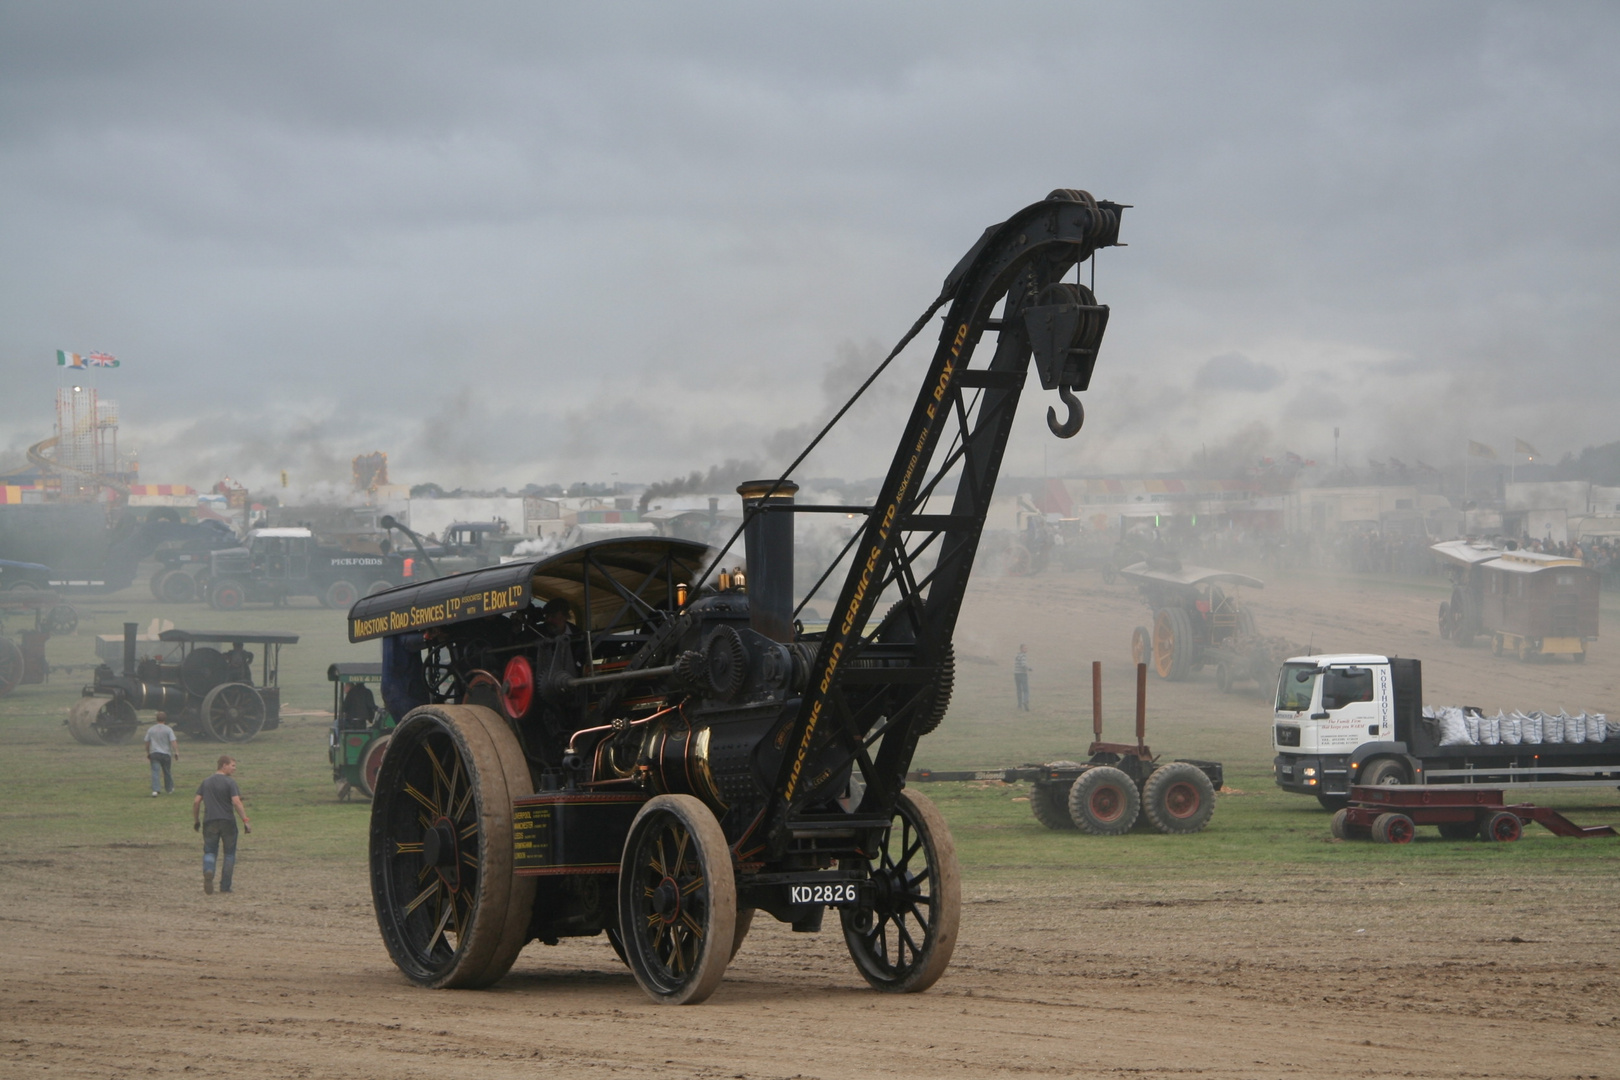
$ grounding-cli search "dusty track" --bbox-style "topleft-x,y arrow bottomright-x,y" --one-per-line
3,836 -> 1616,1078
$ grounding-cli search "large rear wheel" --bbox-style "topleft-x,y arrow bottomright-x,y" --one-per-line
0,637 -> 24,696
617,793 -> 736,1005
841,788 -> 960,994
1152,607 -> 1195,681
200,683 -> 266,742
370,704 -> 536,989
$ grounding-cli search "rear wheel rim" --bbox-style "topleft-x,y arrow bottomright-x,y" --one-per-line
1163,781 -> 1200,818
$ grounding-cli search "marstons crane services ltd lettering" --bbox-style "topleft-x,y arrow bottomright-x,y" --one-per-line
351,584 -> 525,639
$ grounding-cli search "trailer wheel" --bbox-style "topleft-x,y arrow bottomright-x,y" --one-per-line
355,734 -> 390,799
67,696 -> 138,744
0,637 -> 23,696
1067,766 -> 1140,834
1329,808 -> 1370,840
325,580 -> 360,610
1370,812 -> 1415,844
1142,763 -> 1216,834
371,704 -> 536,989
1215,662 -> 1233,693
1480,811 -> 1523,843
201,683 -> 266,742
1152,608 -> 1194,681
210,579 -> 247,611
618,793 -> 737,1004
841,788 -> 959,994
1130,625 -> 1152,667
160,570 -> 197,604
1029,780 -> 1077,830
1437,822 -> 1478,840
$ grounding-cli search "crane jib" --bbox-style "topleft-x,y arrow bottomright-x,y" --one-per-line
763,192 -> 1127,851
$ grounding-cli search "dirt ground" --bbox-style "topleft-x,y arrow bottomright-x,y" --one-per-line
3,566 -> 1618,1079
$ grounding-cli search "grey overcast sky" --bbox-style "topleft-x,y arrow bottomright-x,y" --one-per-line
3,1 -> 1617,494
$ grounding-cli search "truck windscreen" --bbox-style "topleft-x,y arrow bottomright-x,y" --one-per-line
1276,664 -> 1318,712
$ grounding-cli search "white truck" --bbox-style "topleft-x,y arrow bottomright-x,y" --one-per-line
1271,653 -> 1620,810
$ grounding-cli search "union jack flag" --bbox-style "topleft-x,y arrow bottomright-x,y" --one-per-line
87,352 -> 119,367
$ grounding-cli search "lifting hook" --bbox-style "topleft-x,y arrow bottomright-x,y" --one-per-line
1046,384 -> 1084,438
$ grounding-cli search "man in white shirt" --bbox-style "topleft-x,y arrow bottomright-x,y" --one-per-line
144,712 -> 179,796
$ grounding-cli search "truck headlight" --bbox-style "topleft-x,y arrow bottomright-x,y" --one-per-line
1302,767 -> 1317,777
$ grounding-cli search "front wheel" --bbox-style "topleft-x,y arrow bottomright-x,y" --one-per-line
210,579 -> 248,611
67,696 -> 139,744
356,734 -> 390,799
841,788 -> 960,994
325,580 -> 360,610
371,705 -> 536,989
1360,758 -> 1409,787
0,638 -> 23,696
1129,625 -> 1152,667
617,794 -> 736,1005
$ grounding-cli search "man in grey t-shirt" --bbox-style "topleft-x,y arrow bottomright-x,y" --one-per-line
192,756 -> 251,895
144,712 -> 178,796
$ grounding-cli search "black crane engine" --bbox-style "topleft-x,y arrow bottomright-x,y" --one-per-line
350,189 -> 1127,1004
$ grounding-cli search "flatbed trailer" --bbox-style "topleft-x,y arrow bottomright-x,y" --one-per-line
911,662 -> 1223,835
1331,784 -> 1618,843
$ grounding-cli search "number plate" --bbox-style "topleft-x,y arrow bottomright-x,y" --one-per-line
788,882 -> 860,906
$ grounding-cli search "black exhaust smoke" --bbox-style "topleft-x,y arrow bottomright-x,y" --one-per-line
737,480 -> 798,643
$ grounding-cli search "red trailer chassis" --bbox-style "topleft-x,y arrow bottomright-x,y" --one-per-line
1332,784 -> 1617,844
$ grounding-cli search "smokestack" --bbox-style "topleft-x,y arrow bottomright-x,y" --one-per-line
736,479 -> 798,643
123,622 -> 138,676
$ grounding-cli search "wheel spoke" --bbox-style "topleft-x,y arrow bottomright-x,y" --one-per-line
404,783 -> 440,816
403,880 -> 440,916
425,895 -> 455,951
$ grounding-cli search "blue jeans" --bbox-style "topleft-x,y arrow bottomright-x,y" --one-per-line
203,820 -> 238,891
1015,672 -> 1030,710
149,753 -> 173,793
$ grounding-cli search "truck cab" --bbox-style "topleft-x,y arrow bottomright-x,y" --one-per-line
1272,653 -> 1423,808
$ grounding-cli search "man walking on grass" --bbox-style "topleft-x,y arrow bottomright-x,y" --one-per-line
1014,645 -> 1032,711
193,756 -> 251,894
144,711 -> 178,796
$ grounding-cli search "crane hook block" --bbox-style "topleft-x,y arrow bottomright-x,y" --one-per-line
1047,385 -> 1084,439
1023,281 -> 1109,393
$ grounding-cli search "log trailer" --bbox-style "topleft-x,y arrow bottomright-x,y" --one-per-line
349,189 -> 1127,1004
1271,653 -> 1620,811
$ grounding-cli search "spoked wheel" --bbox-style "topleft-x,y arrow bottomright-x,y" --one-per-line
0,637 -> 24,696
45,603 -> 79,634
841,788 -> 960,994
370,705 -> 536,989
67,696 -> 139,744
1480,811 -> 1523,842
1152,608 -> 1194,680
1371,812 -> 1416,844
200,683 -> 266,742
1129,625 -> 1151,667
617,794 -> 736,1005
356,734 -> 390,799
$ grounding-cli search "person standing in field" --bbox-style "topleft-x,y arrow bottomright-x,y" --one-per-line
193,756 -> 251,895
1014,645 -> 1032,711
144,711 -> 178,796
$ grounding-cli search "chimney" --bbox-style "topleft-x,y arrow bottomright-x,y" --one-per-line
123,622 -> 138,676
736,480 -> 798,643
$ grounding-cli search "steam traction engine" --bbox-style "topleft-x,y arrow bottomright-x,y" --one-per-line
352,190 -> 1127,1003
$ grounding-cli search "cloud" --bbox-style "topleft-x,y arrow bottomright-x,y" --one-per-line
1,3 -> 1618,489
1193,352 -> 1284,393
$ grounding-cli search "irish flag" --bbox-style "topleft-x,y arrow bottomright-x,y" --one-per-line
56,350 -> 85,368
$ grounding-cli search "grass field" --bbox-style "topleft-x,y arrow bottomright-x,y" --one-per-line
3,575 -> 1616,884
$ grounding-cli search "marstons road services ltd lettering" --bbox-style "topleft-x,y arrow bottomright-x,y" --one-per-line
351,584 -> 526,640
